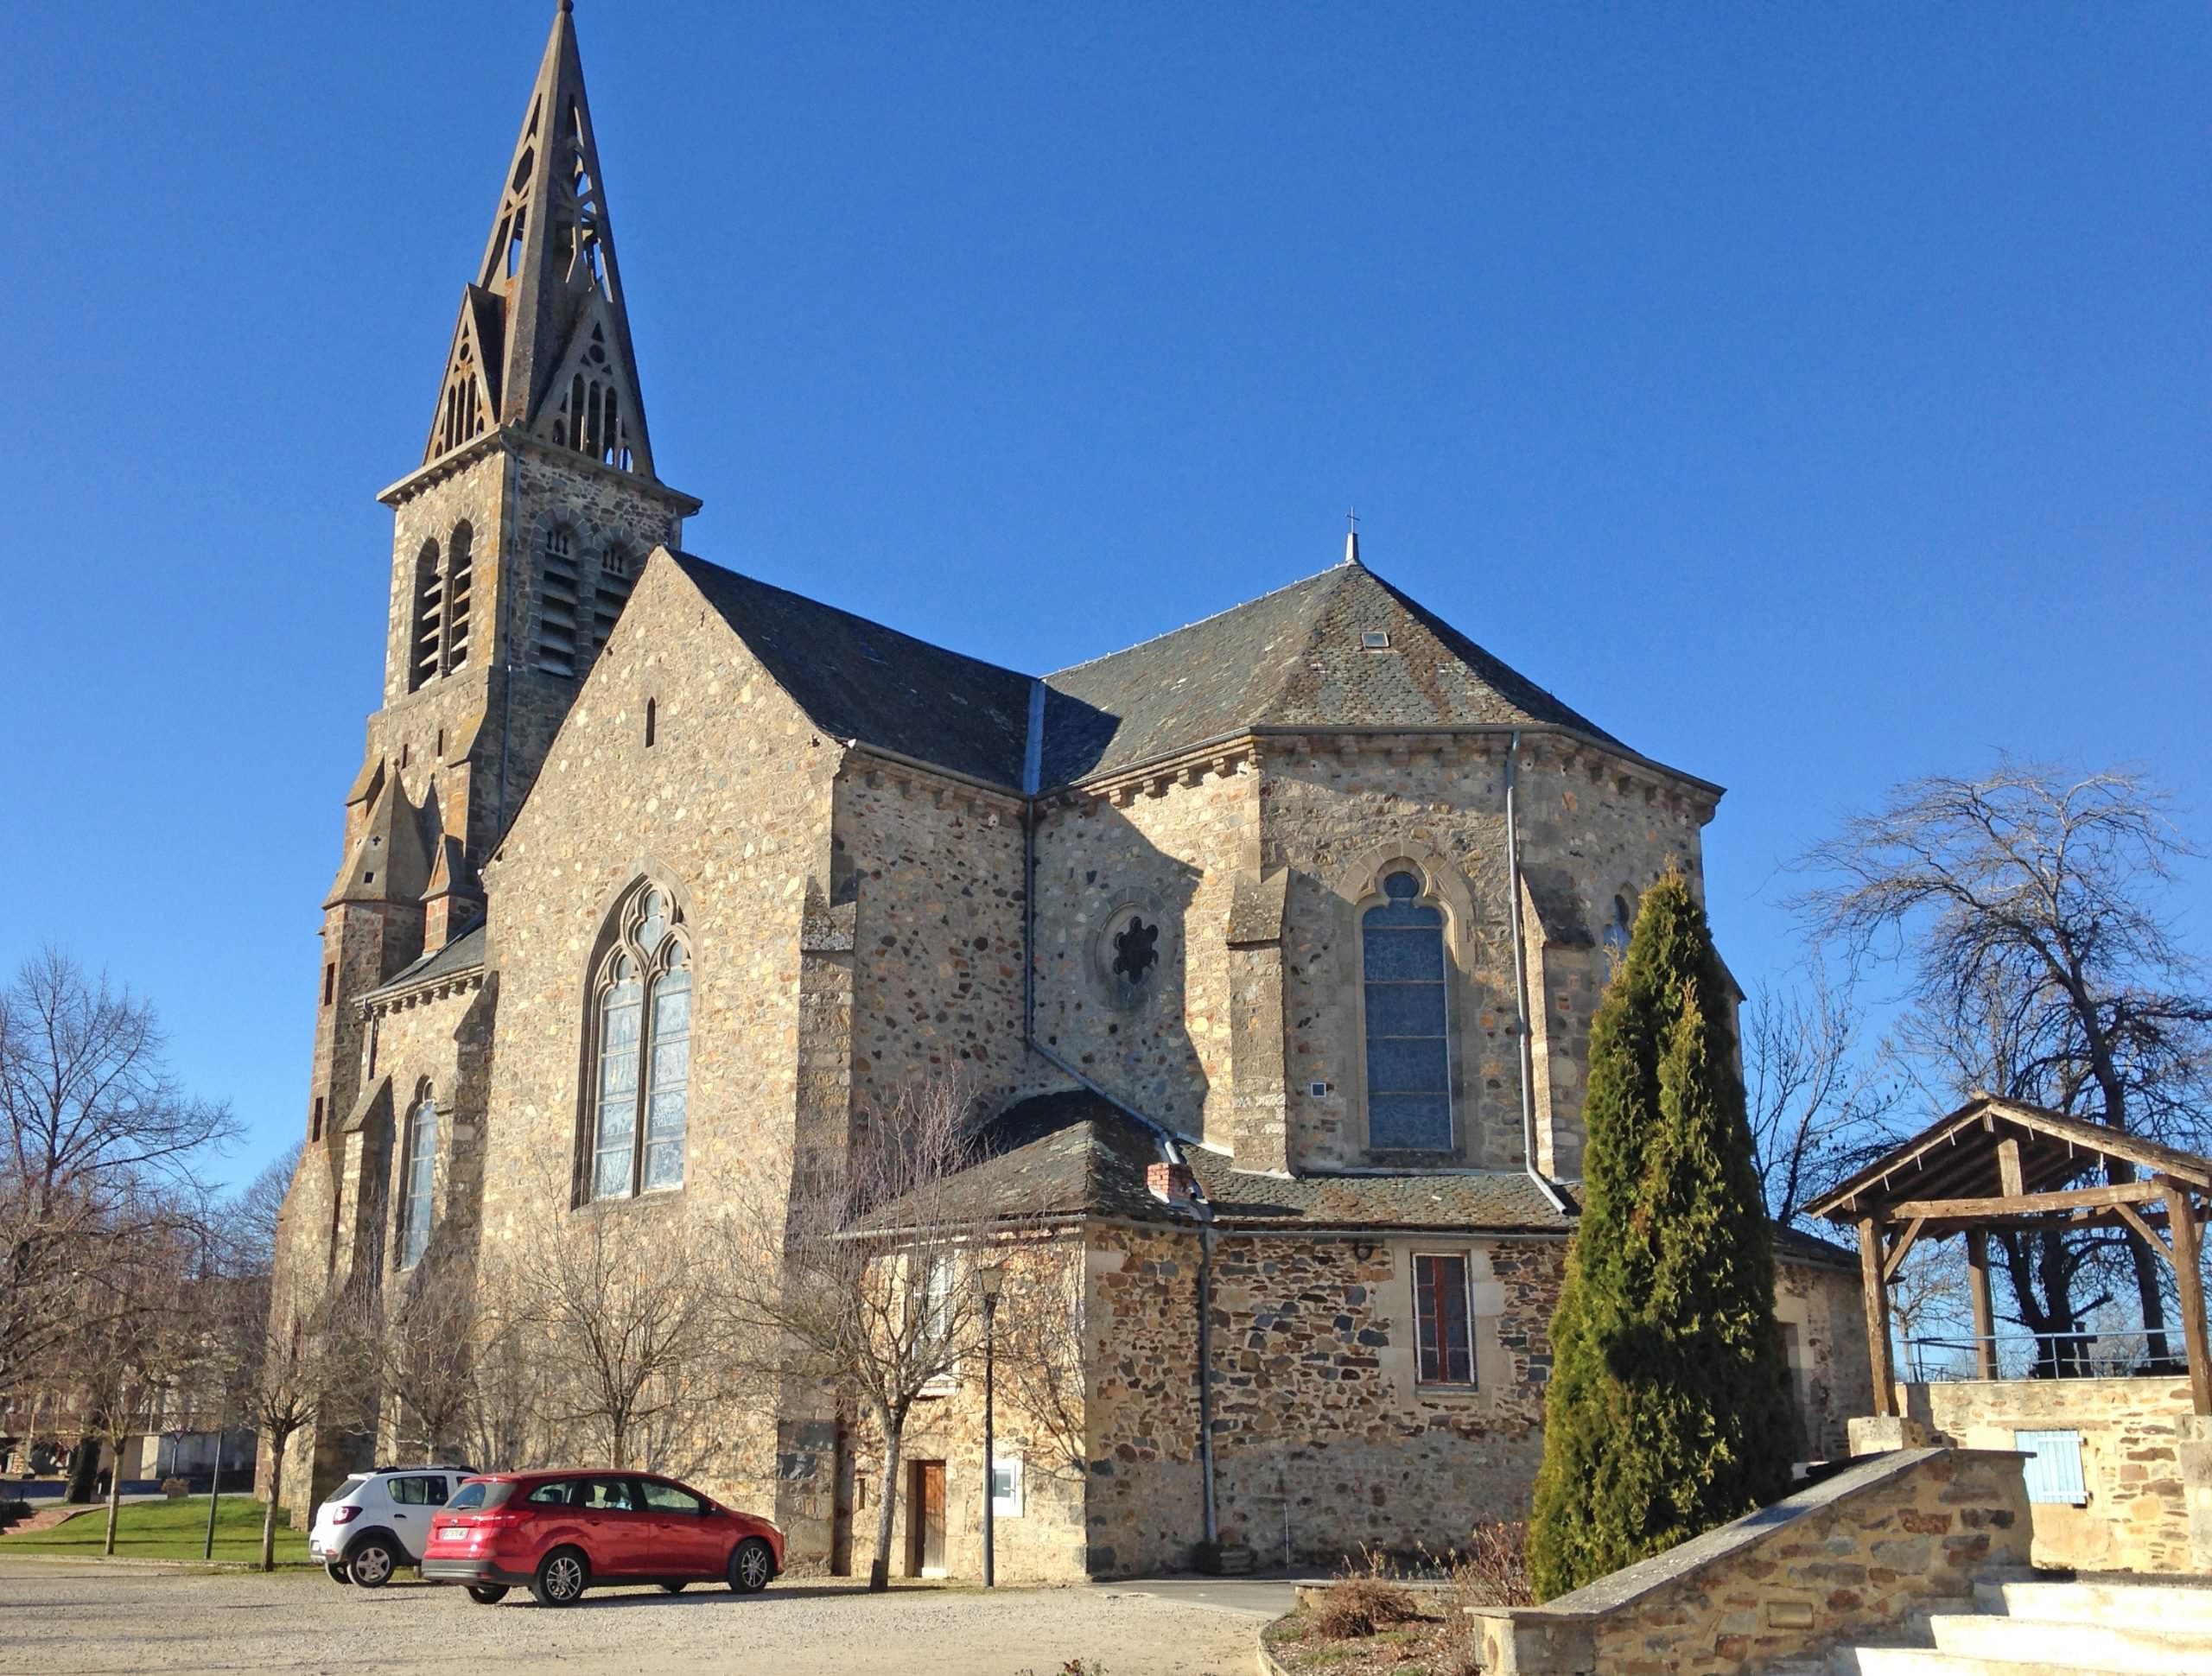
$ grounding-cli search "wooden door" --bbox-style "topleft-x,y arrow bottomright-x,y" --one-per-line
906,1460 -> 946,1577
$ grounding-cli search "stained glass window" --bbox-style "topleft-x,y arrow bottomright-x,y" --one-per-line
400,1094 -> 438,1268
586,886 -> 692,1200
1363,871 -> 1452,1152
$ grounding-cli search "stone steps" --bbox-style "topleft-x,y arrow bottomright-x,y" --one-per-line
1930,1610 -> 2212,1673
1974,1579 -> 2212,1632
1844,1653 -> 2161,1676
1832,1578 -> 2212,1676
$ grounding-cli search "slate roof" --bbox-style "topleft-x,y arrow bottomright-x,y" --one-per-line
861,1090 -> 1857,1269
676,554 -> 1035,788
667,550 -> 1662,796
1039,560 -> 1630,785
362,922 -> 486,1003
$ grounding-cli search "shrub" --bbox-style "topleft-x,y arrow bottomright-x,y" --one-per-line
1311,1575 -> 1424,1641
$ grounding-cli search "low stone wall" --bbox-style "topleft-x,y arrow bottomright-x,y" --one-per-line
1472,1448 -> 2031,1676
1903,1375 -> 2197,1575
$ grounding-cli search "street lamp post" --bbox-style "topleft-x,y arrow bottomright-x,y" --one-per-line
976,1260 -> 1006,1589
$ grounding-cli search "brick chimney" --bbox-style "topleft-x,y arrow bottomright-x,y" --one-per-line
1147,1159 -> 1197,1209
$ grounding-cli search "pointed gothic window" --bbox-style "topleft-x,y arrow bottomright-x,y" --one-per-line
539,525 -> 579,676
410,540 -> 443,692
399,1089 -> 438,1269
1362,870 -> 1453,1152
585,885 -> 691,1201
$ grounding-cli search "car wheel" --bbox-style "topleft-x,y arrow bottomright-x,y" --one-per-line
728,1537 -> 774,1594
347,1539 -> 397,1589
659,1581 -> 686,1594
531,1546 -> 588,1608
325,1562 -> 352,1585
467,1584 -> 509,1605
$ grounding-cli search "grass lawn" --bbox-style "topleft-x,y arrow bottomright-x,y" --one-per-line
0,1496 -> 314,1565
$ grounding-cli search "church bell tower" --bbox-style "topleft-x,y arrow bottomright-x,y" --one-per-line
304,1 -> 699,1156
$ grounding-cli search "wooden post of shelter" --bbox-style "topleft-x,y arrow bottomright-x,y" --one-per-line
1964,1229 -> 1998,1381
1857,1216 -> 1897,1417
2163,1177 -> 2212,1418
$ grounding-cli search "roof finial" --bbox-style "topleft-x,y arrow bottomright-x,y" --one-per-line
1344,507 -> 1361,568
559,0 -> 574,13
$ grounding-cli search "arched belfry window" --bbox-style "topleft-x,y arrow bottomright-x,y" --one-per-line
587,885 -> 691,1200
540,524 -> 580,677
399,1088 -> 438,1269
1362,869 -> 1453,1152
409,539 -> 443,692
442,522 -> 474,673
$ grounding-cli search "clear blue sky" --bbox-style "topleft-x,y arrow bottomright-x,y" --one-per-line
4,3 -> 2206,1187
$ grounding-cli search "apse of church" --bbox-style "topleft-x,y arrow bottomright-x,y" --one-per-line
267,3 -> 1873,1577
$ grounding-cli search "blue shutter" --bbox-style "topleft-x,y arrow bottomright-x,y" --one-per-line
2014,1429 -> 2088,1506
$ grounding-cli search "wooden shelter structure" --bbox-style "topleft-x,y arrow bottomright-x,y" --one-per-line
1804,1095 -> 2212,1418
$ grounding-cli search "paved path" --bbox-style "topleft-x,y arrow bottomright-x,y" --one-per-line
0,1558 -> 1265,1675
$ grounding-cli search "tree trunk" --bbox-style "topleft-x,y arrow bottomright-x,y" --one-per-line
65,1435 -> 99,1504
103,1446 -> 124,1555
869,1417 -> 904,1593
260,1438 -> 285,1573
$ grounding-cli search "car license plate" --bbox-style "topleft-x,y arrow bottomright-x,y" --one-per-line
440,1527 -> 464,1540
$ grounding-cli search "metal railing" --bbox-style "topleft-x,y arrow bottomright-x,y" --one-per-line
1904,1330 -> 2183,1382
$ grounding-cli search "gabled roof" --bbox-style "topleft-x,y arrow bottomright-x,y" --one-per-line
675,555 -> 1034,789
1039,558 -> 1636,785
1802,1094 -> 2212,1224
659,549 -> 1688,798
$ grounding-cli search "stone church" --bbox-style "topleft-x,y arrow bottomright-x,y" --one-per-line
272,4 -> 1872,1579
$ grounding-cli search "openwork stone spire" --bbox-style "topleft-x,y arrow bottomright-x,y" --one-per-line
423,3 -> 658,479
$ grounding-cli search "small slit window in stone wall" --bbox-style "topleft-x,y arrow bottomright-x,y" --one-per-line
322,963 -> 335,1006
645,698 -> 657,748
310,1096 -> 324,1143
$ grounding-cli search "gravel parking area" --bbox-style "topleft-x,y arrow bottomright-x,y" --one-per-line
0,1559 -> 1259,1676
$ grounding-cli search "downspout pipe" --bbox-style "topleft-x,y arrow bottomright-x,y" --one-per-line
1504,730 -> 1575,1217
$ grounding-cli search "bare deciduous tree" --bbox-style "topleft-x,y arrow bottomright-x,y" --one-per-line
715,1075 -> 1012,1591
380,1250 -> 481,1463
995,1241 -> 1090,1481
481,1166 -> 736,1475
0,949 -> 236,1402
1798,760 -> 2212,1369
1745,964 -> 1904,1225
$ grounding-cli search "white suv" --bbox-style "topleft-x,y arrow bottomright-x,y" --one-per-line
309,1465 -> 474,1587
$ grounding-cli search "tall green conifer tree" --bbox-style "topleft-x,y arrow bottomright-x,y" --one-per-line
1527,871 -> 1798,1600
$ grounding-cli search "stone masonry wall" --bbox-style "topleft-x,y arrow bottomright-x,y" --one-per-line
474,550 -> 839,1515
1778,1260 -> 1874,1461
363,976 -> 496,1305
1260,735 -> 1713,1174
1030,765 -> 1257,1145
845,1236 -> 1094,1585
839,761 -> 1030,1114
1907,1374 -> 2199,1574
1478,1448 -> 2031,1676
1086,1228 -> 1864,1577
1206,1232 -> 1559,1567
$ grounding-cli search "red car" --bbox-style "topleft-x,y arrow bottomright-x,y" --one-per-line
421,1470 -> 782,1606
